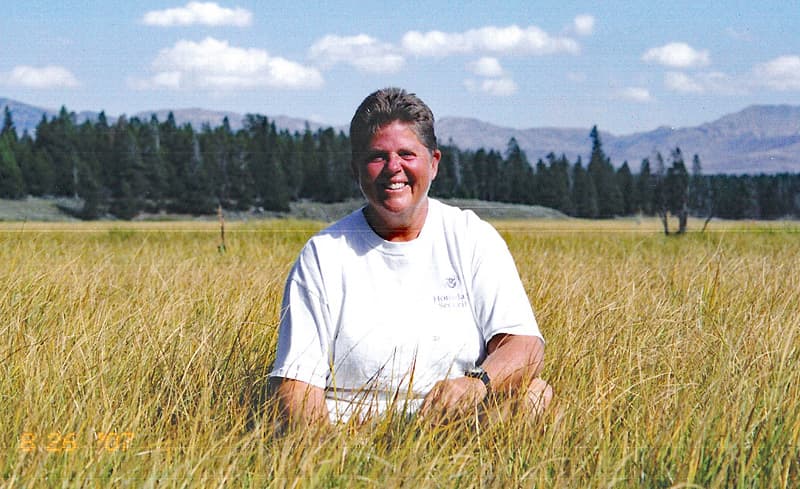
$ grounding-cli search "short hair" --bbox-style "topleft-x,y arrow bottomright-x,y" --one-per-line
349,87 -> 437,163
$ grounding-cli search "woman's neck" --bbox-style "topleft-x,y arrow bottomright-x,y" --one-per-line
362,201 -> 429,242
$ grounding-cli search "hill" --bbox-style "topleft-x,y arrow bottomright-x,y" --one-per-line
605,105 -> 800,174
436,106 -> 800,174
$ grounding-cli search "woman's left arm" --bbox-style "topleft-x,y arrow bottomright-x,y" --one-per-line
419,333 -> 544,418
480,333 -> 544,393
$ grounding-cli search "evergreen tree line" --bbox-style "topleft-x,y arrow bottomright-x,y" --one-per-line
1,106 -> 799,221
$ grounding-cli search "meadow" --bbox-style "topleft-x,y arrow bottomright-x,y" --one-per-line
3,217 -> 799,488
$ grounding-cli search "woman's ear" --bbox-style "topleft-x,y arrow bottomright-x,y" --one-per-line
430,149 -> 442,180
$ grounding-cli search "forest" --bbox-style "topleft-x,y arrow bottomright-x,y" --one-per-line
1,106 -> 799,224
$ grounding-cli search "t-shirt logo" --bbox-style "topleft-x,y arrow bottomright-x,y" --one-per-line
434,275 -> 467,309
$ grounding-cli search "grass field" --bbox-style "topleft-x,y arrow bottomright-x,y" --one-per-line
3,217 -> 799,488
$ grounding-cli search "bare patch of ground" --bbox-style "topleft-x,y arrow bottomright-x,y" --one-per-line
0,197 -> 82,222
0,197 -> 567,222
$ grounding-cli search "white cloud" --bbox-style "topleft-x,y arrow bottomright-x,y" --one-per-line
142,2 -> 252,27
665,71 -> 742,95
402,25 -> 580,57
309,34 -> 405,74
467,57 -> 504,77
149,71 -> 183,89
642,42 -> 710,68
619,87 -> 652,102
464,57 -> 515,95
134,37 -> 323,90
464,77 -> 518,96
753,55 -> 800,91
665,72 -> 704,93
2,65 -> 80,89
573,15 -> 595,36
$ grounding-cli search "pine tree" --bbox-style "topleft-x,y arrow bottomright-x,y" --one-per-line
245,115 -> 289,211
90,112 -> 113,202
139,115 -> 168,209
160,112 -> 187,208
636,158 -> 653,215
0,134 -> 24,198
299,127 -> 325,200
109,117 -> 147,218
0,107 -> 24,197
616,161 -> 635,215
314,127 -> 338,202
551,154 -> 574,215
666,147 -> 690,233
587,126 -> 622,217
471,149 -> 489,200
36,107 -> 80,196
2,106 -> 17,142
29,149 -> 56,196
227,129 -> 253,210
572,158 -> 597,218
503,137 -> 533,204
457,148 -> 477,199
689,153 -> 713,221
430,145 -> 457,198
276,127 -> 302,200
652,152 -> 670,234
535,156 -> 554,208
16,133 -> 36,195
199,119 -> 227,207
76,159 -> 101,219
183,131 -> 214,214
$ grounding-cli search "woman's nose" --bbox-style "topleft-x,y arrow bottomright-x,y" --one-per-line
385,153 -> 403,172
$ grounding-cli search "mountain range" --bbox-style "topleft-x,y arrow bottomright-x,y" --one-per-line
2,97 -> 799,174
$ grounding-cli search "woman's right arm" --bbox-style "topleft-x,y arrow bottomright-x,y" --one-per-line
271,377 -> 329,427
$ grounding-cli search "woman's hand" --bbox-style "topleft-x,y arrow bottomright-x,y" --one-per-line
418,376 -> 488,422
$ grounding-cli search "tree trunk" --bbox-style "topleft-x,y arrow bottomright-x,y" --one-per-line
677,203 -> 688,234
658,210 -> 670,235
701,214 -> 713,232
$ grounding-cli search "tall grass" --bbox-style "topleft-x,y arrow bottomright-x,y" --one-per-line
2,218 -> 799,487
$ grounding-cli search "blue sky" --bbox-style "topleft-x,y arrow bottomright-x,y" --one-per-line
2,1 -> 800,134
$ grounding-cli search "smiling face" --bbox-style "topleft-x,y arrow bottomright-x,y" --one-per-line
353,120 -> 441,241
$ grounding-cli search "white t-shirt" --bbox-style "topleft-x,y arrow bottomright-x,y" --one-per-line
269,198 -> 541,422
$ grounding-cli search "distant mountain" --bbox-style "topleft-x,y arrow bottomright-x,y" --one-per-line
0,98 -> 332,137
2,97 -> 799,174
130,108 -> 336,134
0,98 -> 95,133
436,117 -> 602,166
132,108 -> 244,130
604,105 -> 800,174
436,106 -> 800,174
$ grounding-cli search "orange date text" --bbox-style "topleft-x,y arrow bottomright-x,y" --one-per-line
19,431 -> 135,453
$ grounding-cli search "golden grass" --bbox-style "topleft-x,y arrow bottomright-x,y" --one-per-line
3,218 -> 799,487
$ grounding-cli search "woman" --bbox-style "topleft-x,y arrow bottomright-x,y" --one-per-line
269,88 -> 552,425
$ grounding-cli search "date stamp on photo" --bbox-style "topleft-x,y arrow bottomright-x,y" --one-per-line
19,431 -> 135,454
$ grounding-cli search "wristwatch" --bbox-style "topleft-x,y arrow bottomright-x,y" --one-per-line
465,366 -> 491,394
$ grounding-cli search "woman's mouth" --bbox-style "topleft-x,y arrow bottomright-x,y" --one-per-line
385,182 -> 407,190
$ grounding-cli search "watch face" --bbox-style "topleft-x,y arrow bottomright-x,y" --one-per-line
466,367 -> 484,377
